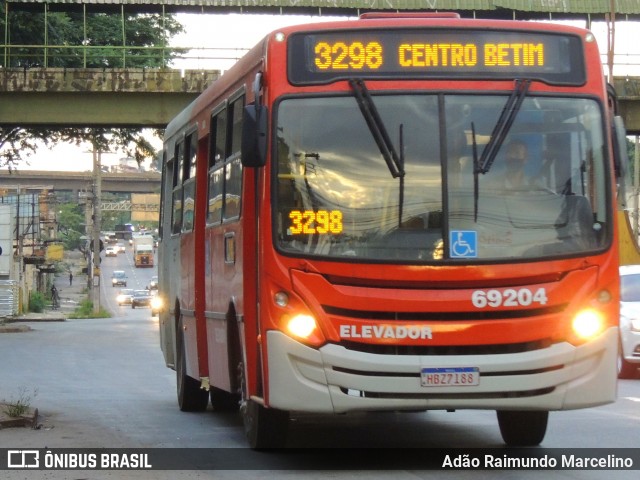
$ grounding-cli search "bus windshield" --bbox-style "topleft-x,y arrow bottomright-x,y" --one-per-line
275,94 -> 608,262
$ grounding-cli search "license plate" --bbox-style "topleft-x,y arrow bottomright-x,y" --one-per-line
421,367 -> 480,387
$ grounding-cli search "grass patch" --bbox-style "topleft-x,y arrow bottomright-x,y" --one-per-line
68,299 -> 111,319
28,291 -> 47,313
3,387 -> 38,417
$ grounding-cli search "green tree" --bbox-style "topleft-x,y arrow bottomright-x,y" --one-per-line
1,7 -> 184,68
57,202 -> 86,251
0,5 -> 184,169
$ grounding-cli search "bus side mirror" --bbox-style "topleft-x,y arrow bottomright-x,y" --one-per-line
612,115 -> 630,210
241,104 -> 268,168
613,115 -> 629,179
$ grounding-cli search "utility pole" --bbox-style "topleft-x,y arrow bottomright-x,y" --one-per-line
607,0 -> 616,84
92,145 -> 102,314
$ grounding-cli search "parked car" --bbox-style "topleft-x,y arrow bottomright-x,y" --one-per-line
111,270 -> 127,287
131,289 -> 152,309
116,289 -> 134,306
148,275 -> 158,290
105,246 -> 118,257
619,265 -> 640,379
116,242 -> 126,253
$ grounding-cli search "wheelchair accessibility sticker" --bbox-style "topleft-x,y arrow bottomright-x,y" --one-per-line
450,230 -> 477,258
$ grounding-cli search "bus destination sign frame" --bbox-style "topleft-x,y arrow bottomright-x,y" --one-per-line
288,28 -> 586,86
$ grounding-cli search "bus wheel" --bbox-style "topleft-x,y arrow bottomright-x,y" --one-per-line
238,363 -> 288,448
496,410 -> 548,446
618,343 -> 638,379
241,399 -> 289,449
176,319 -> 209,412
210,387 -> 239,411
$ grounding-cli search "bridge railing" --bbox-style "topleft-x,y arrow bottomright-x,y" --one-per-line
1,44 -> 248,70
0,67 -> 220,94
602,53 -> 640,78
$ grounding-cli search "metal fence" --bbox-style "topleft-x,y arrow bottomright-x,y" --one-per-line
0,280 -> 19,318
1,44 -> 249,70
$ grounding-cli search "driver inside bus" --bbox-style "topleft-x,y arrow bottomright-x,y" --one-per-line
501,139 -> 530,190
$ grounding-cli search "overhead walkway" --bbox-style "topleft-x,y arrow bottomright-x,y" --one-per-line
0,169 -> 160,194
1,68 -> 639,131
0,68 -> 219,127
615,77 -> 640,134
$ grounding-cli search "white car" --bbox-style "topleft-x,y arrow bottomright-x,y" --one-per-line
116,289 -> 134,306
105,246 -> 118,257
618,265 -> 640,379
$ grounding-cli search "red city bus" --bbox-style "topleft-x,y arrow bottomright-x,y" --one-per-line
157,13 -> 630,448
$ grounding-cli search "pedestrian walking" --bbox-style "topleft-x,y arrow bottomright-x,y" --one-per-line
51,284 -> 60,309
69,271 -> 73,286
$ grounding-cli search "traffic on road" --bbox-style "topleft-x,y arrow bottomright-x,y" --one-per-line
101,243 -> 157,316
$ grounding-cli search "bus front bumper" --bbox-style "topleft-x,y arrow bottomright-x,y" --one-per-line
265,328 -> 618,413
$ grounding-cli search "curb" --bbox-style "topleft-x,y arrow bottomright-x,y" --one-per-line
1,315 -> 66,332
0,324 -> 32,333
5,317 -> 66,323
0,407 -> 39,430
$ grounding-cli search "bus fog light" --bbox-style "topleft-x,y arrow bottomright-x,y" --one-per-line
572,309 -> 605,341
285,314 -> 317,339
596,289 -> 612,303
274,291 -> 289,307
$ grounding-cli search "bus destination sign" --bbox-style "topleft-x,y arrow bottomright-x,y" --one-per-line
288,29 -> 585,85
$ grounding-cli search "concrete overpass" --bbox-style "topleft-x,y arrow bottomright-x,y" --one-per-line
0,68 -> 219,127
0,169 -> 160,194
0,68 -> 638,132
614,77 -> 640,135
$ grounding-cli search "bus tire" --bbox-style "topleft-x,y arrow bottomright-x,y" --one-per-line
176,318 -> 209,412
238,360 -> 288,448
618,347 -> 638,379
242,399 -> 289,449
210,387 -> 239,411
496,410 -> 548,446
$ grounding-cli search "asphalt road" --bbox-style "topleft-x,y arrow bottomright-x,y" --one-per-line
1,249 -> 639,479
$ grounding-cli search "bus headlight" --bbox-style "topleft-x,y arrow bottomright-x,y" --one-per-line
280,312 -> 325,346
286,314 -> 317,339
274,290 -> 325,346
571,309 -> 606,342
150,296 -> 163,311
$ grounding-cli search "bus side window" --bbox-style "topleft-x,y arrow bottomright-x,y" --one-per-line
208,169 -> 223,224
224,95 -> 244,220
186,131 -> 197,180
207,108 -> 227,225
158,150 -> 167,240
181,131 -> 198,233
171,142 -> 184,235
182,181 -> 196,232
172,188 -> 183,234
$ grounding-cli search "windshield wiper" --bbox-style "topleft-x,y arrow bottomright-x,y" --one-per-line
349,79 -> 405,179
471,122 -> 480,222
475,79 -> 531,175
472,79 -> 531,223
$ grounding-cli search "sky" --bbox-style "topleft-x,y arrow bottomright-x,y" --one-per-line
15,13 -> 640,172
